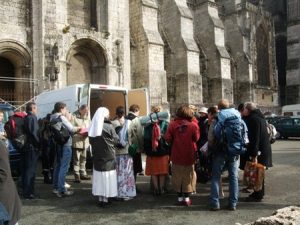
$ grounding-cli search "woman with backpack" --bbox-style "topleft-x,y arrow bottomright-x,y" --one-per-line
89,107 -> 119,207
144,106 -> 170,196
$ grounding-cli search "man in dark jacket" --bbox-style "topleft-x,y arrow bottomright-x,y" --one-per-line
0,140 -> 22,225
242,102 -> 272,202
22,102 -> 40,199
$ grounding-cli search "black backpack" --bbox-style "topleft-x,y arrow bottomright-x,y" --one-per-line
50,116 -> 70,145
38,114 -> 52,143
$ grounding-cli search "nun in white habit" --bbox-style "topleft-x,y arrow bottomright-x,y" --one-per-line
89,107 -> 119,206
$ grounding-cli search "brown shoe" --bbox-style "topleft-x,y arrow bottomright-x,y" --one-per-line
80,174 -> 90,180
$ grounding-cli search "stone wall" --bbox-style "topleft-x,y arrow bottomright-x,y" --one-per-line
129,0 -> 168,107
0,0 -> 282,111
286,0 -> 300,104
193,0 -> 232,105
157,0 -> 201,111
0,0 -> 28,44
220,0 -> 278,108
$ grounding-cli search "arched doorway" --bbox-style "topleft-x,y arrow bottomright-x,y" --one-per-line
0,41 -> 32,106
66,39 -> 107,85
0,57 -> 15,102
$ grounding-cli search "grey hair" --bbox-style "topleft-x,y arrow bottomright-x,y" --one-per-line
244,102 -> 257,111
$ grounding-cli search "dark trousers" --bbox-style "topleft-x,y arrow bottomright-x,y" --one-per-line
21,145 -> 39,197
41,140 -> 55,176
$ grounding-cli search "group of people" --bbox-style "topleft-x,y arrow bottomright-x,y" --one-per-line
0,98 -> 273,224
82,99 -> 272,210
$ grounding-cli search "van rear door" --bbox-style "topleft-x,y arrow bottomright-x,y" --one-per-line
128,88 -> 149,117
89,85 -> 127,119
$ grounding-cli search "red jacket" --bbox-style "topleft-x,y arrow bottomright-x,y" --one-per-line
165,118 -> 200,165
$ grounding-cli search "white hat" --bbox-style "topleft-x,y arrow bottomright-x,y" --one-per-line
198,107 -> 208,114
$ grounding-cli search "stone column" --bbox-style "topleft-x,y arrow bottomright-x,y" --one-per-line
220,0 -> 253,103
54,0 -> 68,89
193,0 -> 232,104
157,0 -> 201,109
130,0 -> 168,107
106,0 -> 131,89
31,0 -> 46,94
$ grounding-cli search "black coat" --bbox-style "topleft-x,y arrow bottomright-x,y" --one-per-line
0,140 -> 22,225
24,112 -> 40,148
197,116 -> 208,149
243,110 -> 272,167
89,121 -> 119,172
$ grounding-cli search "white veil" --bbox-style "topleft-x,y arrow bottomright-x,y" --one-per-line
88,107 -> 109,137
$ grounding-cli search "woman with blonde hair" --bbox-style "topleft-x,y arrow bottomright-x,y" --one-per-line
165,105 -> 200,206
89,107 -> 119,207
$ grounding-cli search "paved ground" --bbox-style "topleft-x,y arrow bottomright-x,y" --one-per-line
19,139 -> 300,225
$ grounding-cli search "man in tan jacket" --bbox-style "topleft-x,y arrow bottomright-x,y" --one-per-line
71,104 -> 91,183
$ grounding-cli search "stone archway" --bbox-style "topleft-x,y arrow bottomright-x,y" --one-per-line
0,41 -> 32,106
66,39 -> 107,85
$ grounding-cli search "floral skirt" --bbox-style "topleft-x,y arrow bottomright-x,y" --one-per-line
116,154 -> 136,198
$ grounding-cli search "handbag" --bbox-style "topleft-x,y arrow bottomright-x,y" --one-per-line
243,161 -> 265,191
128,143 -> 138,157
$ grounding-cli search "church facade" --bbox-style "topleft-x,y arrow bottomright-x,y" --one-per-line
0,0 -> 280,112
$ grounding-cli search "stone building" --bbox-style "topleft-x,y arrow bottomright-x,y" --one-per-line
286,0 -> 300,104
262,0 -> 287,106
0,0 -> 279,112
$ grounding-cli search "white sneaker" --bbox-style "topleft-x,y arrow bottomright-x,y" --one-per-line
65,182 -> 71,189
52,189 -> 59,194
123,197 -> 134,201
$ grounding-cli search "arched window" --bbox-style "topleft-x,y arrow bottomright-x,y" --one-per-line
256,25 -> 270,86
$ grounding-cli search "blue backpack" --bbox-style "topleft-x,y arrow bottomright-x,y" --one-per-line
215,115 -> 249,156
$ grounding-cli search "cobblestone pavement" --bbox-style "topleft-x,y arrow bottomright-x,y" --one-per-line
19,139 -> 300,225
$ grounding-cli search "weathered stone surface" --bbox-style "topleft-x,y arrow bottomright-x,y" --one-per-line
286,0 -> 300,104
245,206 -> 300,225
0,0 -> 283,111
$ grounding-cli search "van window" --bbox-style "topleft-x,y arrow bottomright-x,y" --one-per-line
281,119 -> 293,126
297,112 -> 300,116
294,119 -> 300,126
283,112 -> 293,116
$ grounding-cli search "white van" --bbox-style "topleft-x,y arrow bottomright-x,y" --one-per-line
282,104 -> 300,117
35,84 -> 149,119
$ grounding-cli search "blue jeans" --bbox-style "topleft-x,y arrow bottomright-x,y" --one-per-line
21,145 -> 39,197
210,153 -> 239,208
53,145 -> 72,193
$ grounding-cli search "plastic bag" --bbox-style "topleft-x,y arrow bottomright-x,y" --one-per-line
243,161 -> 265,191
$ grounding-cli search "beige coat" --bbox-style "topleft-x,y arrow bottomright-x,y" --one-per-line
128,116 -> 144,153
71,110 -> 90,149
